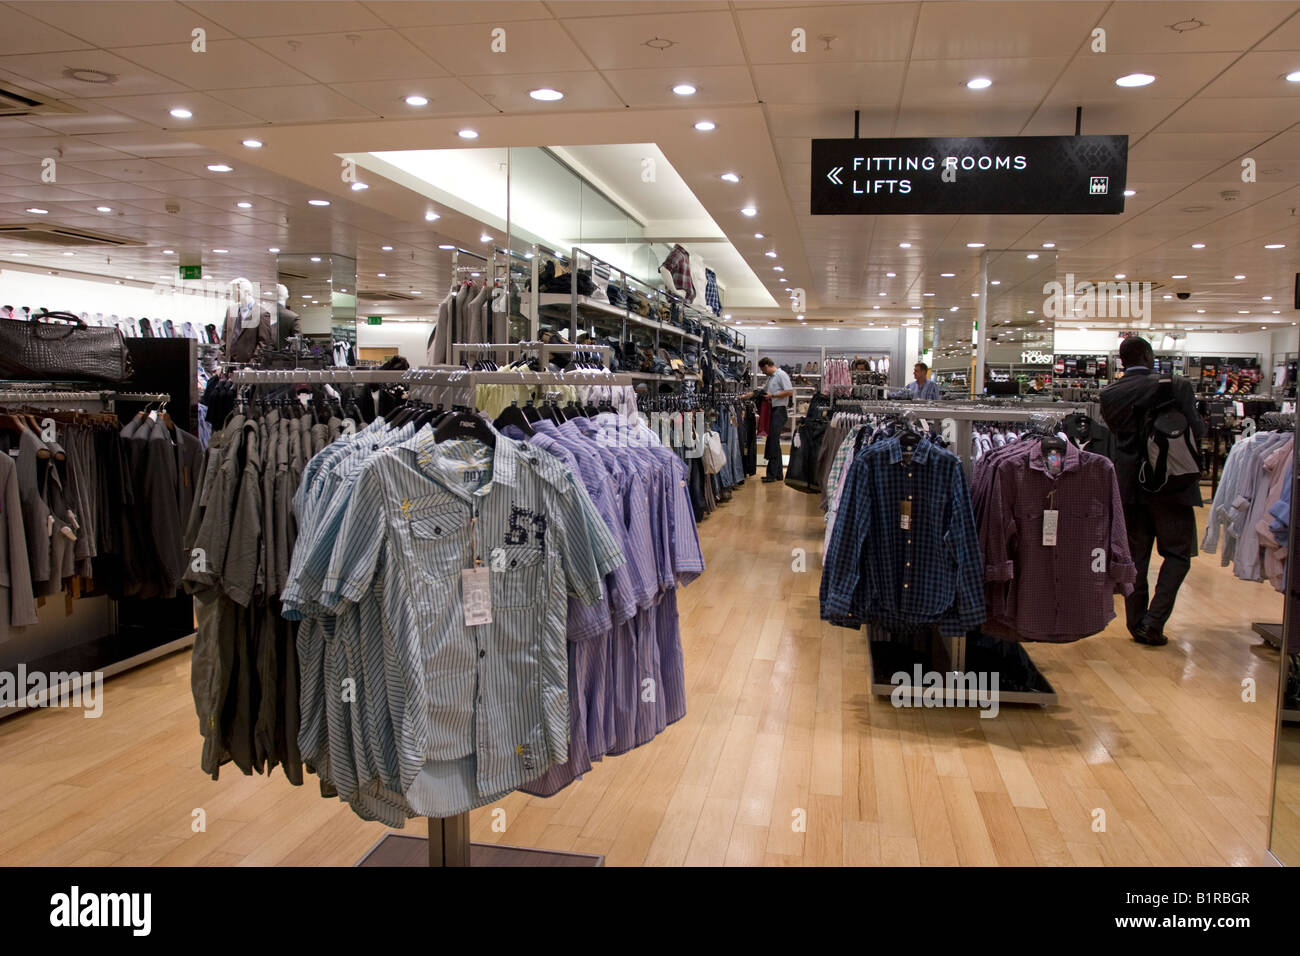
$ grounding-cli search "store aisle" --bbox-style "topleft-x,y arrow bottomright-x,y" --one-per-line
0,480 -> 1280,866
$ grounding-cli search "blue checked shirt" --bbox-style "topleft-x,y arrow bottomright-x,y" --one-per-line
317,425 -> 623,816
820,436 -> 985,636
704,267 -> 722,315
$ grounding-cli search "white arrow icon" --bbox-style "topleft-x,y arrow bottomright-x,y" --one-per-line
827,166 -> 843,185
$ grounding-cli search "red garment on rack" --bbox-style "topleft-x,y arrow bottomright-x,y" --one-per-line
757,394 -> 771,438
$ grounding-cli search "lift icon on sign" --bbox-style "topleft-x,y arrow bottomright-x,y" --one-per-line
827,166 -> 844,185
1089,176 -> 1109,195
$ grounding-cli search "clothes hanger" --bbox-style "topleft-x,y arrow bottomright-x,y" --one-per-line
494,401 -> 535,437
433,407 -> 496,447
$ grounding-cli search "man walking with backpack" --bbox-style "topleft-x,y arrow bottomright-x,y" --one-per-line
1101,336 -> 1205,646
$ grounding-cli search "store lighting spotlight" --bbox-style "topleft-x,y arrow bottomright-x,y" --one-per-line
694,120 -> 716,131
529,88 -> 564,101
741,206 -> 757,217
1287,71 -> 1300,83
1026,253 -> 1039,259
96,205 -> 112,212
25,207 -> 48,214
382,245 -> 394,251
966,242 -> 985,248
425,210 -> 440,221
236,201 -> 252,209
1115,73 -> 1156,87
458,129 -> 479,139
765,250 -> 777,258
721,172 -> 741,183
308,199 -> 330,206
1123,189 -> 1137,197
1041,242 -> 1056,249
1235,274 -> 1246,279
966,77 -> 993,90
1265,243 -> 1286,249
169,107 -> 192,119
438,244 -> 455,250
310,256 -> 322,262
480,234 -> 492,243
405,95 -> 429,106
1172,274 -> 1188,279
351,182 -> 369,191
754,233 -> 764,239
1191,242 -> 1205,249
941,273 -> 955,277
206,164 -> 233,172
163,249 -> 175,255
899,242 -> 912,249
242,138 -> 263,149
673,84 -> 696,96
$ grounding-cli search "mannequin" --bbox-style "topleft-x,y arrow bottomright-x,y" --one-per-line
658,265 -> 680,297
659,243 -> 695,302
223,276 -> 273,362
274,282 -> 300,348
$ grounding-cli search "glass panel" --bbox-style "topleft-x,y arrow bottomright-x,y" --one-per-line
980,249 -> 1058,396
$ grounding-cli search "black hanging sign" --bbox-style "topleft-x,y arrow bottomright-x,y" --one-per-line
811,135 -> 1128,215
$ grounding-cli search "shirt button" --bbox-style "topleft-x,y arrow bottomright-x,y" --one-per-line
903,583 -> 910,589
906,562 -> 911,567
478,650 -> 486,658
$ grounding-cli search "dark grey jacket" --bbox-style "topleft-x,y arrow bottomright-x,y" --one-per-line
1100,367 -> 1204,508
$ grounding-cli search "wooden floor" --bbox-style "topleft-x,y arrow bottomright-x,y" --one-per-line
0,479 -> 1284,866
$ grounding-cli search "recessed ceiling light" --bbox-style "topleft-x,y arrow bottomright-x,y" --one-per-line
1041,242 -> 1056,249
11,252 -> 25,257
1263,295 -> 1273,300
236,201 -> 252,209
1027,310 -> 1035,315
878,291 -> 887,296
169,107 -> 192,119
1163,294 -> 1173,300
376,272 -> 386,278
1116,73 -> 1156,87
721,172 -> 741,183
694,120 -> 716,131
96,205 -> 112,212
1191,242 -> 1205,249
886,272 -> 897,277
404,94 -> 429,106
773,266 -> 784,272
212,248 -> 228,254
1265,243 -> 1286,249
62,251 -> 74,256
673,83 -> 696,96
310,256 -> 321,262
754,233 -> 764,239
26,207 -> 48,215
1273,310 -> 1281,315
1169,274 -> 1188,279
741,206 -> 757,217
381,245 -> 393,251
990,280 -> 1001,285
1235,273 -> 1246,279
765,250 -> 777,257
966,77 -> 993,90
206,163 -> 232,172
424,210 -> 440,221
1197,309 -> 1206,313
162,249 -> 175,255
972,293 -> 979,297
529,88 -> 564,101
966,242 -> 985,248
410,290 -> 422,295
480,234 -> 493,243
723,313 -> 731,319
899,242 -> 912,249
923,292 -> 935,297
1115,273 -> 1126,279
242,138 -> 263,149
1238,310 -> 1250,314
458,129 -> 479,139
1285,70 -> 1300,83
438,244 -> 455,250
940,272 -> 955,277
351,182 -> 369,191
308,199 -> 330,206
949,306 -> 958,312
1026,253 -> 1039,259
1123,189 -> 1137,197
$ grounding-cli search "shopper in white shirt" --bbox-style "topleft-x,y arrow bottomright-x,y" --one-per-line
757,357 -> 794,482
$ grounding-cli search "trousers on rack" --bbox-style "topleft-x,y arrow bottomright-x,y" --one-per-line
1123,496 -> 1197,634
766,406 -> 787,480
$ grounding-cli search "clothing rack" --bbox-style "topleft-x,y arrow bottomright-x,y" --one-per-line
0,388 -> 171,411
230,368 -> 413,384
451,342 -> 614,369
834,400 -> 1091,708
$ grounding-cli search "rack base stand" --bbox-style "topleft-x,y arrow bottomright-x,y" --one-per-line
867,629 -> 1058,707
1253,621 -> 1283,648
356,816 -> 604,867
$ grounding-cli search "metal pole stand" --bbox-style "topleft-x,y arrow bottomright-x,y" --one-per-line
356,812 -> 604,867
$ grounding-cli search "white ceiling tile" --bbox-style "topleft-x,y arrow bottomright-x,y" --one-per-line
83,131 -> 215,158
21,107 -> 149,136
1258,9 -> 1300,50
563,11 -> 746,71
1131,130 -> 1267,161
365,1 -> 551,27
0,136 -> 130,162
208,84 -> 377,123
1158,95 -> 1300,132
78,91 -> 264,128
68,156 -> 200,181
892,104 -> 1040,137
764,104 -> 894,139
1199,50 -> 1300,97
0,5 -> 96,54
111,39 -> 317,90
52,179 -> 168,200
600,65 -> 755,107
1021,99 -> 1187,137
461,71 -> 621,111
7,2 -> 233,48
0,49 -> 186,99
1095,2 -> 1299,54
553,1 -> 727,16
185,1 -> 387,37
901,57 -> 1069,107
249,30 -> 445,84
1045,51 -> 1240,103
912,1 -> 1107,59
403,20 -> 592,76
736,2 -> 918,64
752,62 -> 907,106
325,76 -> 494,116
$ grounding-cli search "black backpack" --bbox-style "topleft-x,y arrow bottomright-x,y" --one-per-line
1138,377 -> 1202,494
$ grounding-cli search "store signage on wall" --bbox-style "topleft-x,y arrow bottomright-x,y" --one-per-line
367,315 -> 383,325
811,135 -> 1128,215
1020,350 -> 1054,365
178,265 -> 201,280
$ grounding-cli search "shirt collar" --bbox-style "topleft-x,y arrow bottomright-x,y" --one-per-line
1123,365 -> 1149,373
886,435 -> 934,465
405,421 -> 521,500
1026,437 -> 1081,478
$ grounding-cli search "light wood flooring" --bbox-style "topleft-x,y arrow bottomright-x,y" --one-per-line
0,479 -> 1284,866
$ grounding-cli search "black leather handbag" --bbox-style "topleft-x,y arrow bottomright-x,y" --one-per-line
0,311 -> 134,383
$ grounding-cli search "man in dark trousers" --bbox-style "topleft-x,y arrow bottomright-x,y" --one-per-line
1100,336 -> 1204,646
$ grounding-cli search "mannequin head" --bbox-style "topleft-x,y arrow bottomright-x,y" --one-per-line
276,283 -> 289,307
230,277 -> 255,308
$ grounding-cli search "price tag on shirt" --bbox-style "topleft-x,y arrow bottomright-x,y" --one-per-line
1042,509 -> 1059,547
462,567 -> 493,626
900,500 -> 912,530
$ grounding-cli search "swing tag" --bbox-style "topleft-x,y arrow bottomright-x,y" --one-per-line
462,567 -> 493,626
1042,509 -> 1059,547
900,500 -> 912,530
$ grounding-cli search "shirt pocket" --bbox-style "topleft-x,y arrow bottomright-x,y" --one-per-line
405,504 -> 469,580
492,544 -> 546,610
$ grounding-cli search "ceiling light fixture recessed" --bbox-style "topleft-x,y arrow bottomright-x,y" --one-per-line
236,201 -> 252,209
268,247 -> 279,253
1235,273 -> 1246,279
169,107 -> 192,119
438,244 -> 454,250
753,233 -> 764,239
410,290 -> 422,295
1285,70 -> 1300,83
765,250 -> 777,258
741,206 -> 757,217
1041,242 -> 1056,249
458,129 -> 479,140
308,199 -> 330,206
1265,243 -> 1286,249
404,94 -> 429,106
694,120 -> 716,131
1116,72 -> 1156,87
425,210 -> 440,221
720,172 -> 741,183
206,164 -> 232,173
941,272 -> 955,277
899,242 -> 912,248
529,88 -> 564,101
990,280 -> 1001,285
1172,274 -> 1188,279
1115,273 -> 1126,279
25,207 -> 48,215
966,242 -> 985,248
381,245 -> 393,251
242,138 -> 262,149
1191,242 -> 1205,249
966,77 -> 993,90
480,234 -> 492,243
310,256 -> 321,262
1124,189 -> 1137,197
212,248 -> 228,254
1026,253 -> 1039,259
672,83 -> 696,96
162,249 -> 175,255
351,182 -> 369,191
96,205 -> 112,212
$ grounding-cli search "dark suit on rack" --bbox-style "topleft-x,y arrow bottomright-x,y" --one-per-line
1100,365 -> 1204,640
